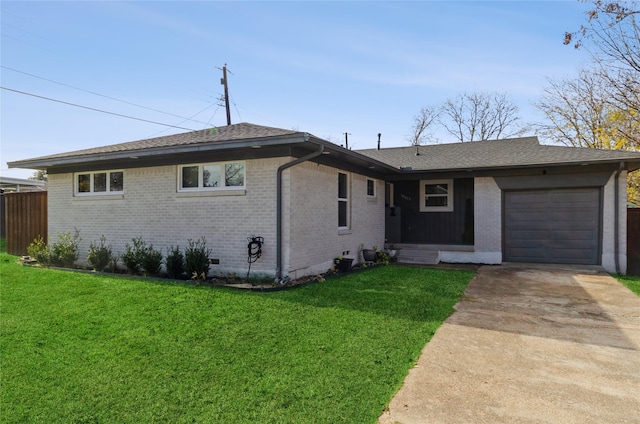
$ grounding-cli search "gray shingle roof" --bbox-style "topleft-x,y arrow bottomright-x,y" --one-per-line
357,137 -> 640,171
13,122 -> 301,163
10,126 -> 640,174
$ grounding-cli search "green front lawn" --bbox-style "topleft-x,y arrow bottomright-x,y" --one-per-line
0,251 -> 474,423
616,274 -> 640,296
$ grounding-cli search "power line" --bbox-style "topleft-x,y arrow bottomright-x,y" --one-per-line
146,102 -> 219,138
1,66 -> 213,126
232,98 -> 243,122
1,86 -> 198,131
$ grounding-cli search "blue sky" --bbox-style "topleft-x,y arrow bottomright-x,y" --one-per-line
1,1 -> 593,179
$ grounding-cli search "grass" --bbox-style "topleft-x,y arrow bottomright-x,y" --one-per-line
0,248 -> 474,423
615,274 -> 640,296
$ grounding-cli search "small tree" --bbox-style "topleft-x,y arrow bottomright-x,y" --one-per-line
50,229 -> 81,268
27,235 -> 50,266
87,235 -> 113,272
121,237 -> 146,275
139,243 -> 163,277
29,170 -> 48,182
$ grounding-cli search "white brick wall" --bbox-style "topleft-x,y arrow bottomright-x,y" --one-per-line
602,170 -> 627,274
48,157 -> 385,279
49,158 -> 290,276
286,162 -> 385,279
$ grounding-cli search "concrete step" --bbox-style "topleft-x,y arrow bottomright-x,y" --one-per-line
395,248 -> 439,265
397,257 -> 439,265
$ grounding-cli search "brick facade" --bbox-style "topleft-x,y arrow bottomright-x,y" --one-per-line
286,162 -> 385,279
48,157 -> 384,279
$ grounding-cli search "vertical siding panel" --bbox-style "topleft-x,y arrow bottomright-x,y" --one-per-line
395,178 -> 474,245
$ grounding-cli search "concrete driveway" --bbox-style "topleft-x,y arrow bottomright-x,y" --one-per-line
380,264 -> 640,424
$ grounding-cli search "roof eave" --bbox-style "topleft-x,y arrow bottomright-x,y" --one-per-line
399,158 -> 640,174
7,133 -> 401,176
7,133 -> 312,170
308,137 -> 401,174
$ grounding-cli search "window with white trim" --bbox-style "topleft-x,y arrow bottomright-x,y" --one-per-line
178,162 -> 245,191
366,178 -> 375,197
338,172 -> 349,228
420,179 -> 453,212
75,170 -> 124,195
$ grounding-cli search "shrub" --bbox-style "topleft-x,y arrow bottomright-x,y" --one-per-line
140,243 -> 163,277
165,245 -> 185,279
27,235 -> 50,266
375,251 -> 390,266
184,237 -> 211,278
50,229 -> 81,268
121,237 -> 146,275
87,235 -> 113,272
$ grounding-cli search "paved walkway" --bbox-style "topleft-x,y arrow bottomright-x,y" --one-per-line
379,264 -> 640,424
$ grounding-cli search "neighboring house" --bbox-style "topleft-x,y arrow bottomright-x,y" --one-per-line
0,176 -> 46,193
8,122 -> 640,276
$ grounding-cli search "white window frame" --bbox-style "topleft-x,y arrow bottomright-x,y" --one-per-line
177,161 -> 246,192
366,178 -> 376,198
75,170 -> 124,196
420,179 -> 453,212
338,172 -> 350,229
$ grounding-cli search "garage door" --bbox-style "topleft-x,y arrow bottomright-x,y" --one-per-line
504,188 -> 601,265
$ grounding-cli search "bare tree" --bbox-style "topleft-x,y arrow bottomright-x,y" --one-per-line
439,92 -> 523,142
534,68 -> 613,148
407,106 -> 439,145
564,1 -> 639,147
537,2 -> 640,202
564,1 -> 639,73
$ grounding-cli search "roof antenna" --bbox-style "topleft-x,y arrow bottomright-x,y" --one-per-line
343,132 -> 351,149
415,144 -> 420,156
377,133 -> 381,150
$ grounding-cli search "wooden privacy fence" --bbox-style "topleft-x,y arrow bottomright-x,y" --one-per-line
629,208 -> 640,276
4,191 -> 47,256
0,194 -> 5,239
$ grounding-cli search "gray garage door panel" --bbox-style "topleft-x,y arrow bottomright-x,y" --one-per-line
504,188 -> 600,265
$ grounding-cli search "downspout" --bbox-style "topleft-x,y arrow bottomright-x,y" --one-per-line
614,161 -> 624,274
276,143 -> 325,281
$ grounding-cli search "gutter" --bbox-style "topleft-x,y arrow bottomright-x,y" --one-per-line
614,161 -> 624,274
275,143 -> 325,281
